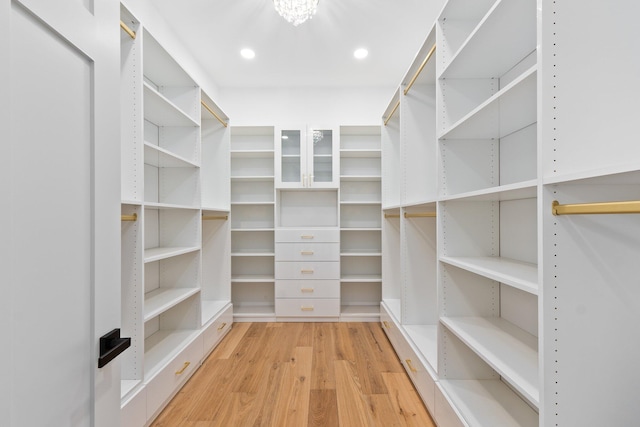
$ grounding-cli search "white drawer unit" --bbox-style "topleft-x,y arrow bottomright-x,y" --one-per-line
121,386 -> 147,427
275,228 -> 340,243
276,298 -> 340,317
275,280 -> 340,299
275,242 -> 340,261
275,261 -> 340,280
202,304 -> 233,358
146,334 -> 203,420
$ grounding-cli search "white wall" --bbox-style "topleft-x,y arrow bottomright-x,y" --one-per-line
219,86 -> 394,126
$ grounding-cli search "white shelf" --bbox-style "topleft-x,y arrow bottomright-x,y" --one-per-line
340,227 -> 381,232
144,202 -> 200,210
339,201 -> 381,205
543,162 -> 640,185
230,176 -> 275,182
231,228 -> 274,233
233,305 -> 276,317
340,304 -> 380,317
143,142 -> 198,168
144,246 -> 200,263
341,275 -> 382,283
341,251 -> 382,257
121,199 -> 142,206
143,82 -> 198,127
201,207 -> 230,214
144,287 -> 200,321
231,275 -> 275,283
340,149 -> 381,158
440,0 -> 536,79
440,316 -> 539,407
440,256 -> 538,295
230,150 -> 274,158
121,379 -> 142,400
404,324 -> 438,373
144,329 -> 201,380
230,201 -> 274,206
440,66 -> 537,140
440,180 -> 537,202
340,175 -> 381,182
231,252 -> 275,257
201,300 -> 230,325
439,379 -> 538,427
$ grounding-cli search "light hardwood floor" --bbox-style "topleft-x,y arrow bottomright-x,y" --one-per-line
151,322 -> 436,427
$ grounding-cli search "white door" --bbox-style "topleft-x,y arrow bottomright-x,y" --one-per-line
1,1 -> 121,426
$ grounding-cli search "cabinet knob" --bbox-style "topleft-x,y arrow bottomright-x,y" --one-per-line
301,287 -> 314,293
405,359 -> 418,373
301,235 -> 314,239
301,306 -> 314,311
217,322 -> 227,331
383,321 -> 391,329
300,250 -> 314,255
175,361 -> 191,375
301,269 -> 314,274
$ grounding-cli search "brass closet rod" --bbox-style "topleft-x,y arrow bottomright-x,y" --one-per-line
404,212 -> 436,218
202,215 -> 228,221
384,213 -> 400,218
121,213 -> 137,221
552,200 -> 640,216
120,20 -> 136,39
201,100 -> 228,128
404,44 -> 436,96
383,100 -> 400,127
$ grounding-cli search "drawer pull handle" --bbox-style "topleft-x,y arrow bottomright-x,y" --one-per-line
301,288 -> 314,293
301,235 -> 314,239
406,359 -> 417,373
217,322 -> 227,331
383,321 -> 391,329
301,269 -> 314,274
175,361 -> 191,375
300,250 -> 314,255
301,306 -> 314,311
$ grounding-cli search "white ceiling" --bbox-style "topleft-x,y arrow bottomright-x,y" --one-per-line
150,0 -> 440,89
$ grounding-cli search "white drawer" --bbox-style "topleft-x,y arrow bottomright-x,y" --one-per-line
275,261 -> 340,280
146,334 -> 203,420
402,344 -> 436,416
275,242 -> 340,261
276,298 -> 340,317
381,305 -> 402,353
202,304 -> 233,357
435,382 -> 467,427
275,228 -> 339,243
276,280 -> 340,298
121,385 -> 146,427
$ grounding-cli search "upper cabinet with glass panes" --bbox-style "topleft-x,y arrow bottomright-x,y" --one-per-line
275,125 -> 339,188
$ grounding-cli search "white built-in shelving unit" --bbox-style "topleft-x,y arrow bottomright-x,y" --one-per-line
380,0 -> 640,426
339,126 -> 382,321
230,126 -> 276,321
120,6 -> 232,426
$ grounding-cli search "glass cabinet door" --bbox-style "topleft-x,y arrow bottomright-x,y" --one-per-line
278,128 -> 303,187
308,126 -> 339,188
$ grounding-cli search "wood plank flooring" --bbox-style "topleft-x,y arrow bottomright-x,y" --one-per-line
151,322 -> 435,427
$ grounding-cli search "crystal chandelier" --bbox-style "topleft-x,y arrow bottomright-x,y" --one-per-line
273,0 -> 319,26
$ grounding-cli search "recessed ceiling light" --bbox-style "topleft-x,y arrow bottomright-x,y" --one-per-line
240,48 -> 255,59
354,48 -> 368,60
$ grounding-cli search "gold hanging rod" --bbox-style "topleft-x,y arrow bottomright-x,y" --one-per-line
121,213 -> 137,221
202,215 -> 228,221
120,20 -> 136,39
404,44 -> 436,96
201,100 -> 228,128
552,200 -> 640,216
384,213 -> 400,218
404,212 -> 436,218
384,100 -> 400,126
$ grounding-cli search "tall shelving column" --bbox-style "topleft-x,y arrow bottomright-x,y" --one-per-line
120,5 -> 144,404
339,125 -> 382,321
381,90 -> 403,322
230,126 -> 276,321
200,91 -> 232,330
540,1 -> 640,425
436,0 -> 539,425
